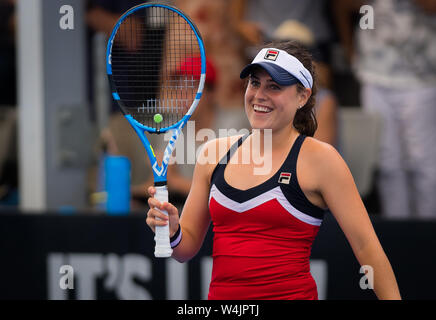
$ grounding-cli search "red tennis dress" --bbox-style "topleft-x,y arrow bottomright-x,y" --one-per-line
208,134 -> 326,300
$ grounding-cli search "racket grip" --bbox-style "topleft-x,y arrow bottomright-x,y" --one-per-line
154,185 -> 173,258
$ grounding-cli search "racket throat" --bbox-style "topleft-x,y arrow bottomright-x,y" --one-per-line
154,181 -> 167,187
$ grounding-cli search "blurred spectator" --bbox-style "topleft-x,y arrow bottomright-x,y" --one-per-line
0,0 -> 16,106
232,0 -> 335,89
231,0 -> 338,147
175,0 -> 247,109
131,56 -> 250,208
334,0 -> 436,219
87,0 -> 249,211
0,0 -> 18,206
85,0 -> 148,118
0,109 -> 18,206
85,0 -> 153,210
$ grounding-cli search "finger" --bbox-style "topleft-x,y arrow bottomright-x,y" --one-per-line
147,186 -> 156,197
151,217 -> 168,227
145,218 -> 168,232
145,216 -> 156,233
148,196 -> 161,209
151,208 -> 169,221
146,212 -> 168,232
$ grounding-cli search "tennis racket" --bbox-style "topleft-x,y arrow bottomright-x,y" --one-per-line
106,3 -> 206,257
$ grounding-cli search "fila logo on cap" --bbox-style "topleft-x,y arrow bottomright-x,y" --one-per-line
264,49 -> 279,61
278,172 -> 291,184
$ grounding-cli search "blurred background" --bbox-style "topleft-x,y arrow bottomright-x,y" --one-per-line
0,0 -> 435,300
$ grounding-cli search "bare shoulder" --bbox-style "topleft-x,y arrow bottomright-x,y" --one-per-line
195,134 -> 245,181
300,136 -> 342,163
299,136 -> 353,188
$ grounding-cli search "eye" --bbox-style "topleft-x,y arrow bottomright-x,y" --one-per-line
248,78 -> 260,88
269,84 -> 281,90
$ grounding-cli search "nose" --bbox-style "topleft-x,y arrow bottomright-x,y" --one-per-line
253,85 -> 267,101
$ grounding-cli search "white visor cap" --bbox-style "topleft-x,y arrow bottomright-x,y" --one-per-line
240,48 -> 313,89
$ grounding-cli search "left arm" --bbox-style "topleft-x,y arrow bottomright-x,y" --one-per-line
86,6 -> 119,35
315,144 -> 401,299
314,93 -> 338,147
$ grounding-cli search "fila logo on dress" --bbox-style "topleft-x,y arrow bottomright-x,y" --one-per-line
278,172 -> 291,184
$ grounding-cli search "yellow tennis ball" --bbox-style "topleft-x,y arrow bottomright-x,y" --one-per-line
153,113 -> 163,123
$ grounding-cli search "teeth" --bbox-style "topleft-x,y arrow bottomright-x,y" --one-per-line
253,105 -> 272,113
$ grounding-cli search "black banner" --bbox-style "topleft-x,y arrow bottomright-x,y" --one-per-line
0,210 -> 435,300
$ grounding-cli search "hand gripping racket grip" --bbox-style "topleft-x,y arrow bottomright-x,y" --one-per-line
154,185 -> 173,258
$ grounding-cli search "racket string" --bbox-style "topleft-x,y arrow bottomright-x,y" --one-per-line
111,6 -> 201,130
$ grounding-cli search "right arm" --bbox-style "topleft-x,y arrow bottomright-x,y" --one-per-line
331,0 -> 365,63
86,5 -> 141,51
169,140 -> 214,262
146,136 -> 241,262
229,0 -> 263,45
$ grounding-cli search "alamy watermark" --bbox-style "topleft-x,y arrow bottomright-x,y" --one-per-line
58,4 -> 374,32
161,121 -> 273,176
359,265 -> 374,290
59,265 -> 74,290
360,5 -> 374,30
59,5 -> 74,30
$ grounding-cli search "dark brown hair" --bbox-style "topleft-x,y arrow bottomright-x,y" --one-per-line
263,40 -> 318,137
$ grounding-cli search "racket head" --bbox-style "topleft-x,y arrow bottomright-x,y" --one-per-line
106,3 -> 206,133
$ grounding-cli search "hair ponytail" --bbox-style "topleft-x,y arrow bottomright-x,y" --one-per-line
294,82 -> 317,137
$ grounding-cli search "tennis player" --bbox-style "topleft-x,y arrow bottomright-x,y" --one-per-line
146,40 -> 401,300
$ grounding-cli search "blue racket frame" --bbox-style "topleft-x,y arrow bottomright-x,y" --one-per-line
106,3 -> 206,185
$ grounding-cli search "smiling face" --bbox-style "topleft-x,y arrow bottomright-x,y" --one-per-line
244,66 -> 311,133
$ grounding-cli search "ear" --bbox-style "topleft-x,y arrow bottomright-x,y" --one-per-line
298,88 -> 312,106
